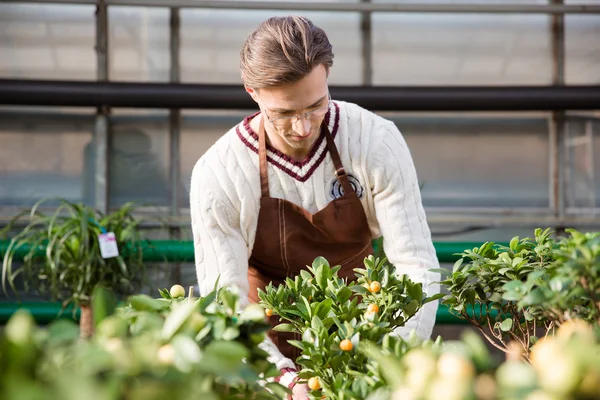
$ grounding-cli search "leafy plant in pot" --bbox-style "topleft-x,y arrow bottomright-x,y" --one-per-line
436,227 -> 599,360
1,199 -> 148,338
433,228 -> 558,359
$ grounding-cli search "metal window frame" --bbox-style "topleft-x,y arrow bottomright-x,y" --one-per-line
0,0 -> 599,229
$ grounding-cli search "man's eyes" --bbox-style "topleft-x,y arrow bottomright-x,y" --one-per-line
272,103 -> 326,119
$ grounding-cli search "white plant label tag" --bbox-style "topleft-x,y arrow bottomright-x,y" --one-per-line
99,232 -> 119,259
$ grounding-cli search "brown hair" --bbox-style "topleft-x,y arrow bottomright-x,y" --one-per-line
240,16 -> 334,89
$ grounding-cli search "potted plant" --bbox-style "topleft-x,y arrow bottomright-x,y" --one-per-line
436,227 -> 600,360
258,255 -> 444,399
1,198 -> 148,338
0,285 -> 287,400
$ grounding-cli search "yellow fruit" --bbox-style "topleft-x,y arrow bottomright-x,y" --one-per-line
495,361 -> 538,391
96,315 -> 128,339
578,370 -> 600,397
474,374 -> 497,400
391,387 -> 417,400
169,284 -> 185,298
436,353 -> 475,381
556,319 -> 594,342
308,377 -> 321,390
402,349 -> 437,376
530,337 -> 561,371
102,338 -> 123,354
265,309 -> 273,317
427,376 -> 470,400
367,304 -> 380,314
187,313 -> 207,333
340,339 -> 353,351
157,344 -> 175,365
537,352 -> 581,396
370,281 -> 381,293
525,390 -> 560,400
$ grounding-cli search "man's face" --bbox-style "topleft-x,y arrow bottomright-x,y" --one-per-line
251,65 -> 330,157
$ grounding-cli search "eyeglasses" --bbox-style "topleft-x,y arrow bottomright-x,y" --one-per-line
262,94 -> 331,127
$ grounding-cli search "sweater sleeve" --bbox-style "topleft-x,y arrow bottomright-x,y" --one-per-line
189,158 -> 297,372
368,121 -> 441,341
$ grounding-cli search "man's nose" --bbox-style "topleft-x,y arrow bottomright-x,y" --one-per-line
294,117 -> 312,136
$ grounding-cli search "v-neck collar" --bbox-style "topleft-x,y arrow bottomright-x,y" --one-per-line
236,101 -> 340,182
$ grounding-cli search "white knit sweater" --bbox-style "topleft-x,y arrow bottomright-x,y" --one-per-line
189,100 -> 441,371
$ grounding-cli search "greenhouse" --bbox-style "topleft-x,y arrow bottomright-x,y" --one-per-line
0,1 -> 599,399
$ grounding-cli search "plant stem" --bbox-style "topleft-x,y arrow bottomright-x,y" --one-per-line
80,304 -> 94,339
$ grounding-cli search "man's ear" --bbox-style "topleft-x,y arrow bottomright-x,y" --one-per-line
245,86 -> 259,103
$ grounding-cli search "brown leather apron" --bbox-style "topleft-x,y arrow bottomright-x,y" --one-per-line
247,115 -> 373,365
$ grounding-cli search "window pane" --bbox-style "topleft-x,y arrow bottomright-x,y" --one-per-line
180,111 -> 242,208
108,111 -> 170,209
0,4 -> 96,80
109,7 -> 169,82
565,14 -> 600,85
0,110 -> 93,208
180,10 -> 362,85
372,11 -> 552,85
389,114 -> 551,208
565,115 -> 600,210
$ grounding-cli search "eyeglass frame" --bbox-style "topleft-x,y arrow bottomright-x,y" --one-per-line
259,92 -> 332,127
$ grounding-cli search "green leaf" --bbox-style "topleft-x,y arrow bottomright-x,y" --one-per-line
161,301 -> 197,341
311,315 -> 324,330
519,289 -> 546,306
272,323 -> 296,333
452,258 -> 464,273
239,303 -> 267,322
220,288 -> 238,312
423,293 -> 445,304
500,318 -> 513,332
300,269 -> 312,281
129,294 -> 170,312
221,327 -> 240,341
510,236 -> 520,252
302,296 -> 312,320
171,334 -> 202,373
403,300 -> 419,317
406,282 -> 423,302
314,298 -> 333,320
502,291 -> 523,301
502,280 -> 525,292
336,287 -> 353,303
315,264 -> 327,290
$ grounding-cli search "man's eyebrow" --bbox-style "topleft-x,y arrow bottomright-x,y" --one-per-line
270,95 -> 328,114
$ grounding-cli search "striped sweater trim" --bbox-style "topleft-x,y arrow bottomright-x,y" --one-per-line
235,102 -> 340,182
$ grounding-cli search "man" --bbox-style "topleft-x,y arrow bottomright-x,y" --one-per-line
190,16 -> 440,399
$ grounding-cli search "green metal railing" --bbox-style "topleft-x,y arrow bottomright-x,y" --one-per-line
0,239 -> 505,325
0,239 -> 498,263
0,301 -> 478,325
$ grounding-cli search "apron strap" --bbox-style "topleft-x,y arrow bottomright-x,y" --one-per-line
323,126 -> 355,197
258,117 -> 270,198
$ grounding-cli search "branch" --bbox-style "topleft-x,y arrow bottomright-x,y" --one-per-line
486,317 -> 509,352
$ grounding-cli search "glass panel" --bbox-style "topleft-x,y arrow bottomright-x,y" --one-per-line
0,4 -> 96,80
109,7 -> 170,82
371,10 -> 552,85
386,113 -> 551,208
179,111 -> 244,208
565,115 -> 600,210
180,10 -> 362,85
108,111 -> 170,209
0,110 -> 93,208
565,14 -> 600,85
